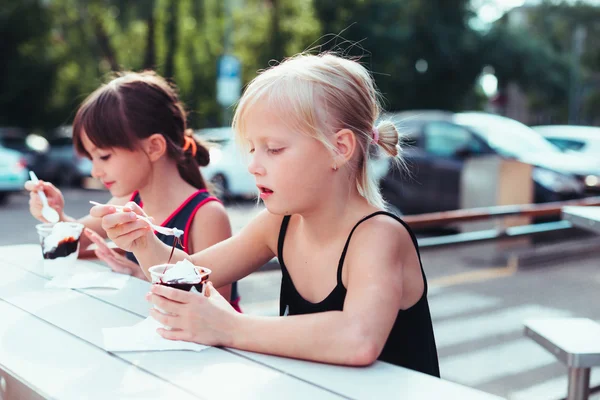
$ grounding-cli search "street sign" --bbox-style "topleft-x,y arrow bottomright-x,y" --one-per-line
217,55 -> 241,107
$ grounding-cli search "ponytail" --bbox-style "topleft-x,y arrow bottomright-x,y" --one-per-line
177,129 -> 212,191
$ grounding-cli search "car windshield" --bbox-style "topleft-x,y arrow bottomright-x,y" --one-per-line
455,114 -> 561,157
0,137 -> 28,151
49,137 -> 73,147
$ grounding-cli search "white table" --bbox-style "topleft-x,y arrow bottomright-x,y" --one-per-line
526,205 -> 600,400
525,319 -> 600,400
562,206 -> 600,235
0,244 -> 503,400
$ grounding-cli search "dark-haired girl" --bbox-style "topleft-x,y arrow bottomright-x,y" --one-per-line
26,71 -> 238,307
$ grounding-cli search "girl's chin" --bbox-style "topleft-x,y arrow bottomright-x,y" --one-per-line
263,200 -> 295,216
107,185 -> 128,197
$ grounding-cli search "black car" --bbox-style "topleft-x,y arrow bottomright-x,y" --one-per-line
380,111 -> 590,215
38,126 -> 93,187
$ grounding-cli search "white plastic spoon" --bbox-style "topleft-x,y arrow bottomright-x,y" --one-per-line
29,171 -> 60,223
89,201 -> 183,237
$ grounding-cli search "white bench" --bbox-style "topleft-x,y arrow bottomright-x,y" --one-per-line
524,318 -> 600,400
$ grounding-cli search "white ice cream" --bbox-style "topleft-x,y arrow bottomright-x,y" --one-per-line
161,259 -> 202,283
43,222 -> 84,253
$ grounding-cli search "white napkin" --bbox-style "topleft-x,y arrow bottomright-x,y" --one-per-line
45,271 -> 130,290
102,317 -> 209,352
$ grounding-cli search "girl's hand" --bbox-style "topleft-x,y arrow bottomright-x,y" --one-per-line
25,180 -> 65,222
84,228 -> 147,280
90,202 -> 153,253
147,282 -> 238,346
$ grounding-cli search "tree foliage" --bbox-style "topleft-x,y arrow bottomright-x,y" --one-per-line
0,0 -> 589,131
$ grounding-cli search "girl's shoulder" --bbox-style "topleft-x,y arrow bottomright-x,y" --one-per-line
191,198 -> 229,226
346,212 -> 418,262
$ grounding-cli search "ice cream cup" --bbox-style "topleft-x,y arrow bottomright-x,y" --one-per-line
36,222 -> 84,277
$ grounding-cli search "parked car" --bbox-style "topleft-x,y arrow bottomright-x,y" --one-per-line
37,126 -> 93,187
532,125 -> 600,155
0,127 -> 46,173
0,147 -> 29,204
380,111 -> 597,215
197,127 -> 392,201
197,128 -> 256,200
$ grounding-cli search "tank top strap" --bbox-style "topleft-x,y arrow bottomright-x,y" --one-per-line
277,215 -> 292,273
337,211 -> 416,285
129,191 -> 142,205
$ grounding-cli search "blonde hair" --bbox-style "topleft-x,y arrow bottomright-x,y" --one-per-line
232,52 -> 402,209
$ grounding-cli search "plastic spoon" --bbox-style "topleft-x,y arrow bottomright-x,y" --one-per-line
29,171 -> 60,223
89,201 -> 183,237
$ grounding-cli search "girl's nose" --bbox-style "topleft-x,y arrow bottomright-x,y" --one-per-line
247,155 -> 266,177
91,163 -> 103,179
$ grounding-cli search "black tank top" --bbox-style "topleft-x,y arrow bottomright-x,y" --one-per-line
278,211 -> 440,377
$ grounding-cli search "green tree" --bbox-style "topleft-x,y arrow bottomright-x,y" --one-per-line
520,1 -> 600,122
232,0 -> 320,85
0,0 -> 59,129
313,0 -> 484,111
480,22 -> 570,117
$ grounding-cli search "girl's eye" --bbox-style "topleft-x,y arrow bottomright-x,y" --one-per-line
268,148 -> 283,155
99,154 -> 111,161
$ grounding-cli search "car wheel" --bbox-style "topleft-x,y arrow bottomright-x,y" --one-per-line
0,193 -> 8,206
211,174 -> 230,200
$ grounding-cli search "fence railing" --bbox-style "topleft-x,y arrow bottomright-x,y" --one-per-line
403,196 -> 600,229
403,196 -> 600,248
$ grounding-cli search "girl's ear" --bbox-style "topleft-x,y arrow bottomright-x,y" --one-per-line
332,128 -> 357,168
144,133 -> 167,162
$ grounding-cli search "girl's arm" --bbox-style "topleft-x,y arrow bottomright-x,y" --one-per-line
186,200 -> 233,301
150,216 -> 420,367
92,204 -> 279,284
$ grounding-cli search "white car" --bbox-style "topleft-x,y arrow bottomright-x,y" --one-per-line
199,129 -> 257,200
0,147 -> 28,204
532,125 -> 600,156
198,127 -> 391,200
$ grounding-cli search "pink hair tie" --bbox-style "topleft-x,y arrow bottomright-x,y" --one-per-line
372,127 -> 380,145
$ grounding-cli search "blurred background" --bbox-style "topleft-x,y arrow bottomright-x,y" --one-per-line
2,1 -> 600,399
3,0 -> 600,210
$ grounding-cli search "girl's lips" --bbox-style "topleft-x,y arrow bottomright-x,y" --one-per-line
257,185 -> 274,199
259,191 -> 273,200
104,181 -> 115,189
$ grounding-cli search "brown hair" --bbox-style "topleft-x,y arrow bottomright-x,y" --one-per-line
72,71 -> 210,190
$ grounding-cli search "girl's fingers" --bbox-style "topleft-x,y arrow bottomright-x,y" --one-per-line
156,328 -> 190,341
124,201 -> 148,217
84,228 -> 100,241
149,308 -> 181,329
90,204 -> 120,219
150,284 -> 193,304
111,265 -> 132,275
100,212 -> 139,231
113,226 -> 151,245
24,181 -> 45,192
94,249 -> 110,262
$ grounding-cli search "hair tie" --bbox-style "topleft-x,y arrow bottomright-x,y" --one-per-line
183,135 -> 197,157
372,127 -> 380,145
